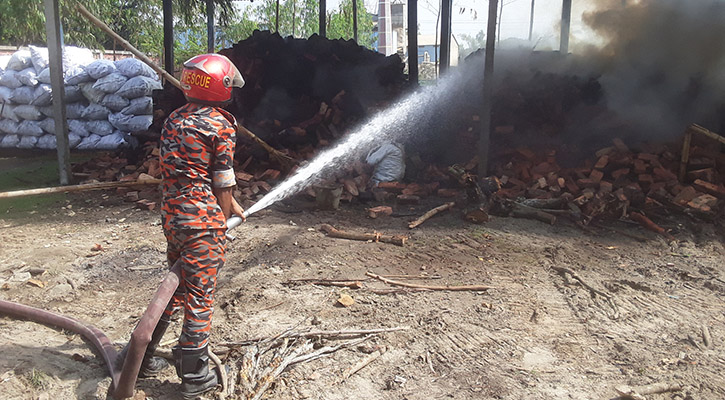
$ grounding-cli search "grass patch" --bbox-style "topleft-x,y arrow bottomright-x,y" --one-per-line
25,368 -> 49,390
0,153 -> 94,216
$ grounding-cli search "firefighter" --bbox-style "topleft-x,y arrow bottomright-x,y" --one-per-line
146,53 -> 246,399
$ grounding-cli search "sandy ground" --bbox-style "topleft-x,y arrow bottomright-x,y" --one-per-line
0,192 -> 724,400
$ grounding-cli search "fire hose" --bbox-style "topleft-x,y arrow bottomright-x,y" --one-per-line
0,215 -> 244,399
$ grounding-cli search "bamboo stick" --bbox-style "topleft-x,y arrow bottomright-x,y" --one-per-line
0,178 -> 161,199
75,1 -> 296,170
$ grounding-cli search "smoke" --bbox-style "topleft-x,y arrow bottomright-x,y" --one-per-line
582,0 -> 725,139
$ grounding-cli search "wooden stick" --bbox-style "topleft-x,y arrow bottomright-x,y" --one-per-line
286,279 -> 363,289
701,324 -> 712,348
218,327 -> 409,347
208,349 -> 228,397
366,272 -> 494,291
340,347 -> 385,382
74,2 -> 181,90
369,288 -> 431,295
408,201 -> 455,229
629,212 -> 675,241
0,178 -> 160,199
380,274 -> 443,280
690,124 -> 725,145
237,124 -> 297,170
320,224 -> 408,246
679,128 -> 693,182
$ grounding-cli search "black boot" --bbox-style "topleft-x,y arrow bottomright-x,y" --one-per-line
116,317 -> 171,378
139,317 -> 172,378
172,345 -> 218,399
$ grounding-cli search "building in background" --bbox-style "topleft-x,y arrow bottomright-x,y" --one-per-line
418,34 -> 459,66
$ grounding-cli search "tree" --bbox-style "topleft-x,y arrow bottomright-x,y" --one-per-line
327,0 -> 375,48
0,0 -> 235,54
216,8 -> 259,48
254,0 -> 319,38
458,30 -> 486,59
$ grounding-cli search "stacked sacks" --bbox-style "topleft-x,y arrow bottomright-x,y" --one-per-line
0,47 -> 160,150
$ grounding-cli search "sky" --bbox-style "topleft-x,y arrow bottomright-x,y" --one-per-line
236,0 -> 608,50
344,0 -> 605,47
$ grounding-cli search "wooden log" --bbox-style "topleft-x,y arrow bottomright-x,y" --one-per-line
0,178 -> 160,199
629,212 -> 675,240
320,224 -> 407,246
408,202 -> 455,229
365,272 -> 494,291
511,204 -> 556,225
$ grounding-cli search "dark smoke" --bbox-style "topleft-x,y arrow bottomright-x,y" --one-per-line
582,0 -> 725,139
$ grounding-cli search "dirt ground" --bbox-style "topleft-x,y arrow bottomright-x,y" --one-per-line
0,190 -> 724,400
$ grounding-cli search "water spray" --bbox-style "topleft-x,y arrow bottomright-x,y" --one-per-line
240,70 -> 475,218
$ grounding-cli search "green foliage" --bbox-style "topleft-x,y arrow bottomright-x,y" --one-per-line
458,30 -> 486,59
0,0 -> 234,57
255,0 -> 319,38
217,9 -> 259,48
327,0 -> 375,47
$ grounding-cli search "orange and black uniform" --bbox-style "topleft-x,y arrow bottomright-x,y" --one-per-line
159,103 -> 237,350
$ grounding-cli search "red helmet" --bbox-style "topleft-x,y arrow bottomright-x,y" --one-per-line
180,54 -> 244,105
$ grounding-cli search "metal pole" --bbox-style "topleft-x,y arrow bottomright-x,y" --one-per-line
560,0 -> 571,54
407,0 -> 418,85
497,0 -> 503,45
529,0 -> 535,41
163,0 -> 174,74
319,0 -> 327,37
43,0 -> 71,185
353,0 -> 359,42
479,0 -> 498,177
206,0 -> 215,52
275,0 -> 280,32
439,0 -> 452,74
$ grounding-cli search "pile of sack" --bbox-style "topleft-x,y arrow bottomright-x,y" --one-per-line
0,46 -> 161,151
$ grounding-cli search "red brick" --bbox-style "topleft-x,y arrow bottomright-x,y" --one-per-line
612,168 -> 631,180
693,179 -> 725,198
590,169 -> 604,183
594,155 -> 609,169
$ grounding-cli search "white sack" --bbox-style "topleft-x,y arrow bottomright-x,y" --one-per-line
17,68 -> 39,87
16,120 -> 44,137
13,104 -> 42,120
0,134 -> 20,148
100,94 -> 129,112
9,86 -> 34,104
32,84 -> 53,106
29,46 -> 49,72
0,70 -> 23,89
93,72 -> 127,93
7,50 -> 32,71
121,96 -> 153,115
116,76 -> 161,98
115,58 -> 158,79
86,59 -> 116,79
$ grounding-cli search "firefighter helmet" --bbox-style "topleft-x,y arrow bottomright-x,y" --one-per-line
180,54 -> 244,105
